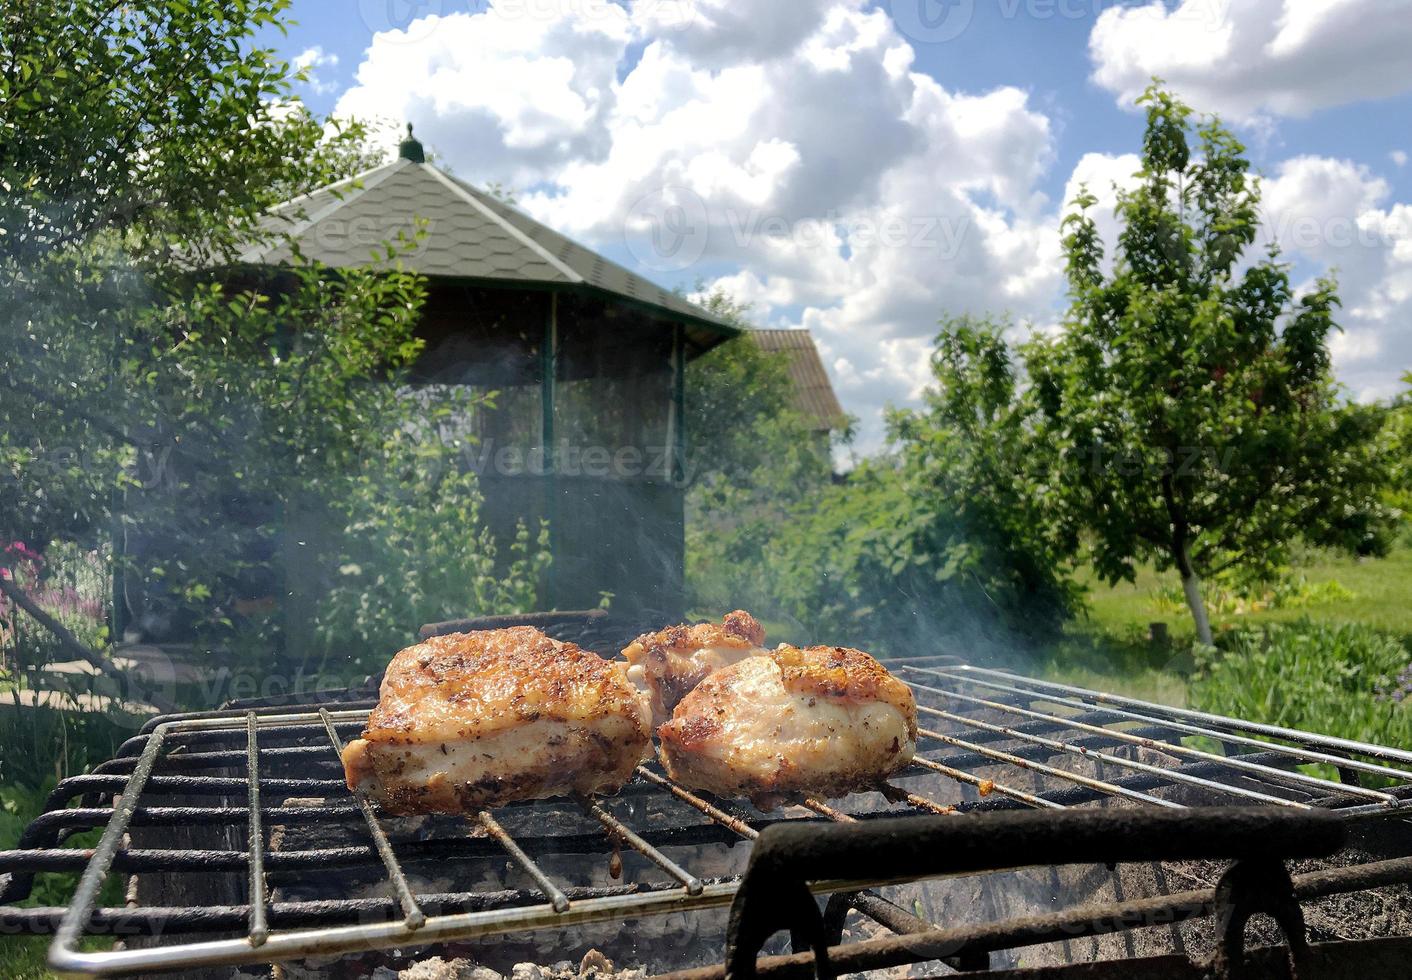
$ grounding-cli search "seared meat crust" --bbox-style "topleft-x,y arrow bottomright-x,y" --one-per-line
342,627 -> 651,814
621,610 -> 768,726
657,644 -> 917,807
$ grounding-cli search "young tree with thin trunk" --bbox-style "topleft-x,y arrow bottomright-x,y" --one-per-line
1027,83 -> 1395,644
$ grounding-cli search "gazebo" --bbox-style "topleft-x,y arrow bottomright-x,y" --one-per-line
153,127 -> 734,631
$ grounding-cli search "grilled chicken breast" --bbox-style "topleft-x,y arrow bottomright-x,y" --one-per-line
341,627 -> 651,815
657,644 -> 917,808
621,610 -> 769,727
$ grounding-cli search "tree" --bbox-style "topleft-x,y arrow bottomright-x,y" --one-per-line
0,0 -> 367,266
684,302 -> 1078,653
1030,83 -> 1396,644
682,291 -> 837,612
1,0 -> 547,700
887,315 -> 1082,638
761,313 -> 1081,654
1388,373 -> 1412,532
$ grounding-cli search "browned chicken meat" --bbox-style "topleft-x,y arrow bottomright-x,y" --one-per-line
341,627 -> 651,815
621,610 -> 769,726
657,644 -> 917,808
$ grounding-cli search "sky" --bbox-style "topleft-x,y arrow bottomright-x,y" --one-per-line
262,0 -> 1412,452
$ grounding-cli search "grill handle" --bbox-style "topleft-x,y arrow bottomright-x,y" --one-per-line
724,807 -> 1344,980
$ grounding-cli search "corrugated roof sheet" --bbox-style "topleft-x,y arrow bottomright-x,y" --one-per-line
750,329 -> 847,433
234,157 -> 733,341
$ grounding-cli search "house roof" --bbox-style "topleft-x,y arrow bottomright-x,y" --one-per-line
233,149 -> 734,351
750,329 -> 847,433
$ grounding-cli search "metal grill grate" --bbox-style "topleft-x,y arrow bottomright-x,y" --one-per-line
4,655 -> 1411,976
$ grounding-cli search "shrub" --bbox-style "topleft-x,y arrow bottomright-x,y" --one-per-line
757,461 -> 1077,656
312,410 -> 551,672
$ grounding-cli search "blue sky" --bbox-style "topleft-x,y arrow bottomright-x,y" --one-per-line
260,1 -> 1412,450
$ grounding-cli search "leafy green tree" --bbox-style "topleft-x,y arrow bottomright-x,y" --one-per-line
686,303 -> 1077,652
682,292 -> 837,613
0,1 -> 369,265
759,313 -> 1079,654
886,315 -> 1082,634
1388,374 -> 1412,540
1,0 -> 547,702
1031,83 -> 1396,643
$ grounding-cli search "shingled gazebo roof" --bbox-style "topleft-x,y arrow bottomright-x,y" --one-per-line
235,129 -> 734,352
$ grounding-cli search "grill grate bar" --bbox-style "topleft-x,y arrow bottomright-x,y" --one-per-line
909,755 -> 1063,809
317,709 -> 425,930
877,783 -> 957,817
903,673 -> 1399,805
919,702 -> 1316,810
50,723 -> 169,967
244,713 -> 269,947
915,665 -> 1412,786
57,773 -> 348,799
477,811 -> 571,913
798,798 -> 857,822
634,767 -> 759,840
582,798 -> 705,896
918,728 -> 1183,808
937,664 -> 1412,771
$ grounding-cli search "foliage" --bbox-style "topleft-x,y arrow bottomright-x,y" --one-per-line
684,292 -> 838,612
1388,373 -> 1412,538
749,316 -> 1081,655
0,696 -> 132,790
888,315 -> 1083,634
1,778 -> 124,976
1190,620 -> 1412,782
1,0 -> 548,710
314,406 -> 551,670
683,290 -> 838,489
0,0 -> 370,266
1027,82 -> 1397,641
2,543 -> 109,670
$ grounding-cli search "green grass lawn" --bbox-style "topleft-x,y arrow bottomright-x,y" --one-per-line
1080,545 -> 1412,642
1036,543 -> 1412,707
745,544 -> 1412,709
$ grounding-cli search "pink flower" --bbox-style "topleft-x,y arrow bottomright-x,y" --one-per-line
4,541 -> 42,563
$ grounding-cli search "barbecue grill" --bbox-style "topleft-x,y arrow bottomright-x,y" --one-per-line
4,617 -> 1412,978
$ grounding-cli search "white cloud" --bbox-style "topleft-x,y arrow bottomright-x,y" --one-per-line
1089,0 -> 1412,122
334,7 -> 633,187
292,45 -> 340,95
1392,150 -> 1409,167
534,7 -> 1066,448
1256,157 -> 1412,400
332,1 -> 1411,452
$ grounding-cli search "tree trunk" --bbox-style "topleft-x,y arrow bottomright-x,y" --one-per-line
1180,568 -> 1213,646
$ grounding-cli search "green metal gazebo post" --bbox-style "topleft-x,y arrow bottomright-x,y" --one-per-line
542,291 -> 559,607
